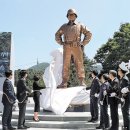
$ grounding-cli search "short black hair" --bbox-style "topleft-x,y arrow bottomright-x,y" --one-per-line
109,70 -> 117,77
33,75 -> 40,81
5,70 -> 12,78
98,73 -> 102,80
98,70 -> 106,80
19,70 -> 27,78
91,70 -> 98,76
102,73 -> 109,81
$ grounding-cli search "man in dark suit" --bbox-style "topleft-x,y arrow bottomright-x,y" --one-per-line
2,70 -> 16,130
118,62 -> 130,130
107,70 -> 120,130
17,70 -> 31,129
86,70 -> 100,122
96,73 -> 110,129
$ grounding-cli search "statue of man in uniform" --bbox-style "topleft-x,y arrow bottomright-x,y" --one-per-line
55,9 -> 92,88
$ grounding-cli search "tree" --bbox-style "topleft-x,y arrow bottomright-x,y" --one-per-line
94,23 -> 130,72
14,63 -> 49,88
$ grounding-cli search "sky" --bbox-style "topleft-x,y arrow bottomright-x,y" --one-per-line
0,0 -> 130,70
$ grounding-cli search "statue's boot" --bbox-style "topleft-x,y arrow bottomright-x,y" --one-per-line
79,78 -> 86,86
57,79 -> 67,89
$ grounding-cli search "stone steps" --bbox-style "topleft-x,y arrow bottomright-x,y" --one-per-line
0,125 -> 103,130
0,100 -> 123,130
0,119 -> 123,129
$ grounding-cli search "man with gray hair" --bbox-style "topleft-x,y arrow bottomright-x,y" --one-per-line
107,70 -> 120,130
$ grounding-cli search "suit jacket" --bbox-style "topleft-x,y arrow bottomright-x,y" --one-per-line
2,78 -> 16,104
107,77 -> 120,96
33,81 -> 44,100
86,77 -> 100,97
17,78 -> 31,102
99,81 -> 110,104
119,75 -> 129,99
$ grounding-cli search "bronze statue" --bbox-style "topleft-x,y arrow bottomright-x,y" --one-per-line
55,9 -> 92,88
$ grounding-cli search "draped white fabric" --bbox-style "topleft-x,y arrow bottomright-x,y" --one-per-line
40,48 -> 90,115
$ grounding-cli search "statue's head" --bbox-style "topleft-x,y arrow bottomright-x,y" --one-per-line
66,9 -> 77,21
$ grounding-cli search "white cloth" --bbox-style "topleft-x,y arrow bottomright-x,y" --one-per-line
110,92 -> 116,97
121,87 -> 129,94
40,48 -> 90,115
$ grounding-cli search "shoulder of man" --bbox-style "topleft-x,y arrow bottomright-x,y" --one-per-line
114,77 -> 119,83
123,76 -> 129,82
78,22 -> 91,31
61,23 -> 68,27
4,79 -> 11,85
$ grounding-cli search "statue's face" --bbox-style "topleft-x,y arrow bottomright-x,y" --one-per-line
67,13 -> 76,21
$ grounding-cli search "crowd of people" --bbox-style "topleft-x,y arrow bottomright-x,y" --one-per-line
2,70 -> 43,130
1,61 -> 130,130
87,62 -> 130,130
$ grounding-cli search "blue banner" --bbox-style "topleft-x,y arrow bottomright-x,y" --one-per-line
0,32 -> 11,77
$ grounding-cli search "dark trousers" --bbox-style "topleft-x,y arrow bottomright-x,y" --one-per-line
109,98 -> 119,130
18,102 -> 27,127
100,103 -> 110,128
33,92 -> 40,112
90,96 -> 98,120
121,95 -> 130,130
2,102 -> 13,129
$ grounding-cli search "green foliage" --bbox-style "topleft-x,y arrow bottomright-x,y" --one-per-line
94,23 -> 130,72
14,62 -> 49,89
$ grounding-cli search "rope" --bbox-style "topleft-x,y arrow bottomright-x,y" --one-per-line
0,90 -> 43,104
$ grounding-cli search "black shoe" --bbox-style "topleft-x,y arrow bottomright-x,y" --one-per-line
122,126 -> 128,130
33,117 -> 39,122
2,127 -> 9,130
92,119 -> 98,123
108,127 -> 118,130
105,125 -> 110,129
8,126 -> 16,130
18,126 -> 26,129
23,125 -> 30,129
88,119 -> 94,122
96,125 -> 104,129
